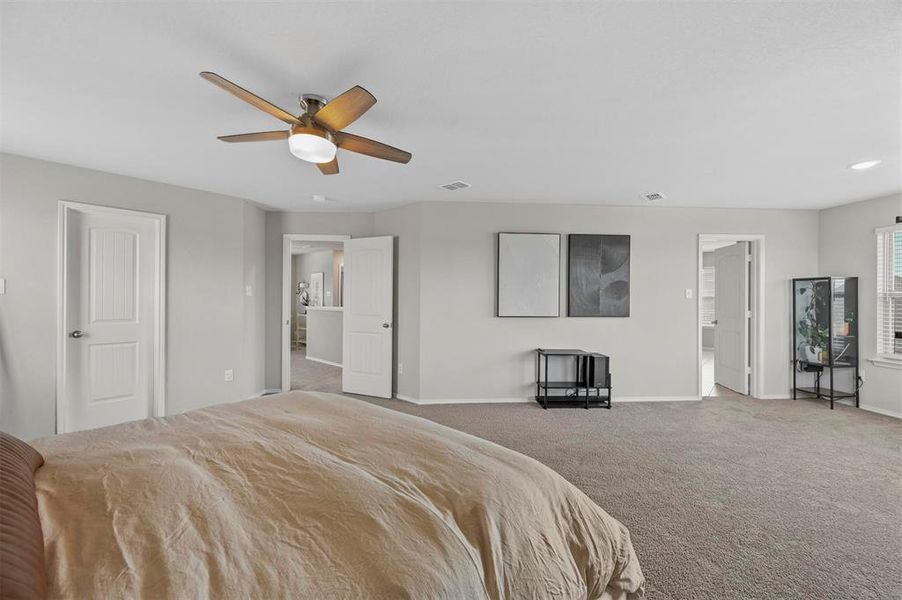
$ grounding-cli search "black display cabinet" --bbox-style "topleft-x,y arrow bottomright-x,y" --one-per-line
791,277 -> 860,409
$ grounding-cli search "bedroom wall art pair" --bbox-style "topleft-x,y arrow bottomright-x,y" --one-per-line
496,232 -> 631,318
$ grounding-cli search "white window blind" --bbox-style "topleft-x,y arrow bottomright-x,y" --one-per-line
701,266 -> 715,326
876,225 -> 902,358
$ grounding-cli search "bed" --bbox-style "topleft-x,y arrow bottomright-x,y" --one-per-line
3,391 -> 644,599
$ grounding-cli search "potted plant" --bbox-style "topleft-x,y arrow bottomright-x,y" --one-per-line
798,317 -> 829,363
838,313 -> 854,336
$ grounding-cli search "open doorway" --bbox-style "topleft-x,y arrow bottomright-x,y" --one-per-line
281,234 -> 396,398
282,234 -> 349,393
697,234 -> 765,399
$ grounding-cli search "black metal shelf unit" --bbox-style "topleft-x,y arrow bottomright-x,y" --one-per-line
791,277 -> 860,409
535,348 -> 611,409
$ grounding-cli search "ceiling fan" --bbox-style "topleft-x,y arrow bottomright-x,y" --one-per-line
200,72 -> 412,175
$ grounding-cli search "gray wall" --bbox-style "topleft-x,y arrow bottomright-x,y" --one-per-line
0,153 -> 267,439
373,204 -> 422,400
264,211 -> 374,389
819,193 -> 902,417
306,309 -> 343,365
413,202 -> 819,401
242,202 -> 266,398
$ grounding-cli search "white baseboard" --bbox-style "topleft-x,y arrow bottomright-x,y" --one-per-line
394,394 -> 701,405
305,356 -> 343,368
749,395 -> 900,419
615,396 -> 700,403
393,392 -> 899,418
395,395 -> 530,405
860,404 -> 902,419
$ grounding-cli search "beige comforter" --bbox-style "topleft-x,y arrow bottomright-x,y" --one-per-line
33,392 -> 644,599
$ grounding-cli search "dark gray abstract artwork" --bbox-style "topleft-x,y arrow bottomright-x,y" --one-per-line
568,234 -> 630,317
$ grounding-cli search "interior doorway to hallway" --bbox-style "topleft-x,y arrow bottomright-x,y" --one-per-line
697,234 -> 766,399
280,234 -> 395,399
282,234 -> 349,394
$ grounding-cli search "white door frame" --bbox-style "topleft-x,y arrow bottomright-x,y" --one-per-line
697,234 -> 765,399
281,233 -> 351,392
56,201 -> 167,433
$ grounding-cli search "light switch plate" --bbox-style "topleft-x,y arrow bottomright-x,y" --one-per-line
685,288 -> 693,299
0,278 -> 5,294
245,285 -> 253,297
224,369 -> 234,382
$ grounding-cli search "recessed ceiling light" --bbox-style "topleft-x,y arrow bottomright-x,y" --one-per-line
848,159 -> 882,171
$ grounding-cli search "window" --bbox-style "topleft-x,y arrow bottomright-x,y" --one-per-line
701,266 -> 716,326
876,225 -> 902,359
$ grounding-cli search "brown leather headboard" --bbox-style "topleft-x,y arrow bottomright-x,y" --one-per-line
0,431 -> 46,600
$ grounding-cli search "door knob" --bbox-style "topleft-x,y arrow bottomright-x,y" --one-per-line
69,330 -> 85,338
711,320 -> 718,325
382,323 -> 391,329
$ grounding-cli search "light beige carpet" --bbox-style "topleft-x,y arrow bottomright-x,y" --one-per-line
353,393 -> 902,600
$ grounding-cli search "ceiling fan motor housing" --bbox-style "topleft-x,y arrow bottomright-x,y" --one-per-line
300,94 -> 328,117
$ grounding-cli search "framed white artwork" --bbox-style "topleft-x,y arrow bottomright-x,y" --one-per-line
496,232 -> 561,317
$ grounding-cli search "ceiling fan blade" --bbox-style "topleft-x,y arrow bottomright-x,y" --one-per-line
313,86 -> 376,131
335,132 -> 412,164
218,130 -> 289,143
200,72 -> 299,125
317,157 -> 339,175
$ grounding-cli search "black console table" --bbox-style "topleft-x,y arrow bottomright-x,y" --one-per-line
535,348 -> 612,409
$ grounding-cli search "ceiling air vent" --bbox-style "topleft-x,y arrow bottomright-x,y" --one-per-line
642,192 -> 667,202
440,180 -> 471,191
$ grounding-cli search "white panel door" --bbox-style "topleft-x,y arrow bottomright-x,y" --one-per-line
714,242 -> 750,395
63,208 -> 159,432
342,236 -> 393,398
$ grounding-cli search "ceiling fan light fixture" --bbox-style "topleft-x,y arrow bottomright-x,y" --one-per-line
288,124 -> 336,163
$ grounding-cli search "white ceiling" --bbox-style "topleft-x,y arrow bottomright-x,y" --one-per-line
2,1 -> 899,212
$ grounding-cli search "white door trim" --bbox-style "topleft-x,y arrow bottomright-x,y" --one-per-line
697,234 -> 765,400
281,233 -> 351,392
56,201 -> 167,434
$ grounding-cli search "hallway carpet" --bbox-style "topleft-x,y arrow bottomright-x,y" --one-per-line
290,348 -> 342,393
360,394 -> 902,600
